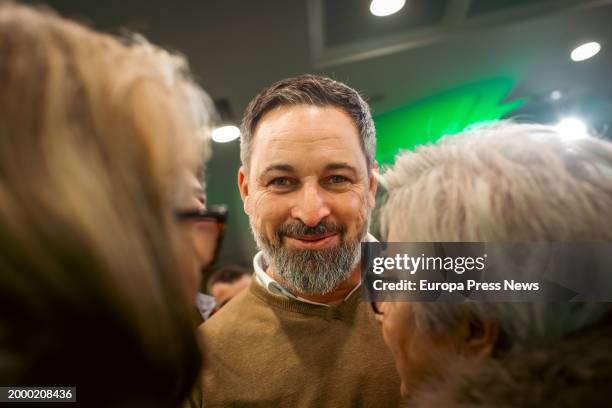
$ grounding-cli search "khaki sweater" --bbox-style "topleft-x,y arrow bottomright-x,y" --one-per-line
199,279 -> 401,407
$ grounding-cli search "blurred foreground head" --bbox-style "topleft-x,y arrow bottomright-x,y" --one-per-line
377,122 -> 612,401
0,3 -> 210,406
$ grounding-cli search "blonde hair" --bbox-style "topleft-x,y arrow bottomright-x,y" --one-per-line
378,121 -> 612,347
0,3 -> 211,405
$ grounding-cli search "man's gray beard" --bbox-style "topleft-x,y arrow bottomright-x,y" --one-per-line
251,221 -> 367,295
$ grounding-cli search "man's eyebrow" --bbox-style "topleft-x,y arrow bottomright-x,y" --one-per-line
260,164 -> 295,177
324,163 -> 358,175
258,163 -> 359,179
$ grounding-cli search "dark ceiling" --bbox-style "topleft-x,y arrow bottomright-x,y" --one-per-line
27,0 -> 612,267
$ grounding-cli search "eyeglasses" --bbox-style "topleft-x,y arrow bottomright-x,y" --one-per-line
174,206 -> 228,225
175,205 -> 228,270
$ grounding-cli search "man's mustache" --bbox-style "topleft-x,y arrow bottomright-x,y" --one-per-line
276,220 -> 346,241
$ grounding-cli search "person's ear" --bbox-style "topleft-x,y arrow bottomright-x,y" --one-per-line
368,161 -> 379,209
463,314 -> 499,358
238,166 -> 250,215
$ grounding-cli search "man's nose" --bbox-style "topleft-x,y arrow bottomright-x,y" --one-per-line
290,183 -> 331,227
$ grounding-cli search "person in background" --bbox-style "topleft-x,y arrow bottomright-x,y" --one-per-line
0,3 -> 213,407
207,265 -> 253,310
374,122 -> 612,406
200,74 -> 400,407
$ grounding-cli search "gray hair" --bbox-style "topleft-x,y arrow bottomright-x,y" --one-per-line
240,74 -> 375,171
378,121 -> 612,348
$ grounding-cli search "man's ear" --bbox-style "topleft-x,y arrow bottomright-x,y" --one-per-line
238,166 -> 250,215
368,161 -> 379,209
463,315 -> 499,358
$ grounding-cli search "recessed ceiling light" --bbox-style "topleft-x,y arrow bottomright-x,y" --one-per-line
370,0 -> 406,17
550,90 -> 562,101
570,41 -> 601,62
555,117 -> 588,138
212,125 -> 240,143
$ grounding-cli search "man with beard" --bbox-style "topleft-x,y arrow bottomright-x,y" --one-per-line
199,75 -> 400,407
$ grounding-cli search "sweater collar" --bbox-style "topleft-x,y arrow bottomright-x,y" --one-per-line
248,277 -> 363,321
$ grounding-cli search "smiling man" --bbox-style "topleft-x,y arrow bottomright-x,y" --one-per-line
199,75 -> 400,407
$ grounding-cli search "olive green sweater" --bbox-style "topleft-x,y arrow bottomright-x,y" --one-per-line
199,279 -> 401,407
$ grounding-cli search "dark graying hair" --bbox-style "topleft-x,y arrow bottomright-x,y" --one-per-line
206,264 -> 252,293
240,74 -> 375,171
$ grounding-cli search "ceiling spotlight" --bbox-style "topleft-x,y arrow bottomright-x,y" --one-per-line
555,117 -> 588,138
212,125 -> 240,143
550,90 -> 562,101
570,41 -> 601,62
370,0 -> 406,17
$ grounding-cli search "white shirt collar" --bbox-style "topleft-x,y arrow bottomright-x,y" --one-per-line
252,233 -> 378,307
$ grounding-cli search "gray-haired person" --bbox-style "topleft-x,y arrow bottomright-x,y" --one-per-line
374,122 -> 612,406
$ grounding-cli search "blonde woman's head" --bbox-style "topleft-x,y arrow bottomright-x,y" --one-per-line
0,3 -> 211,405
